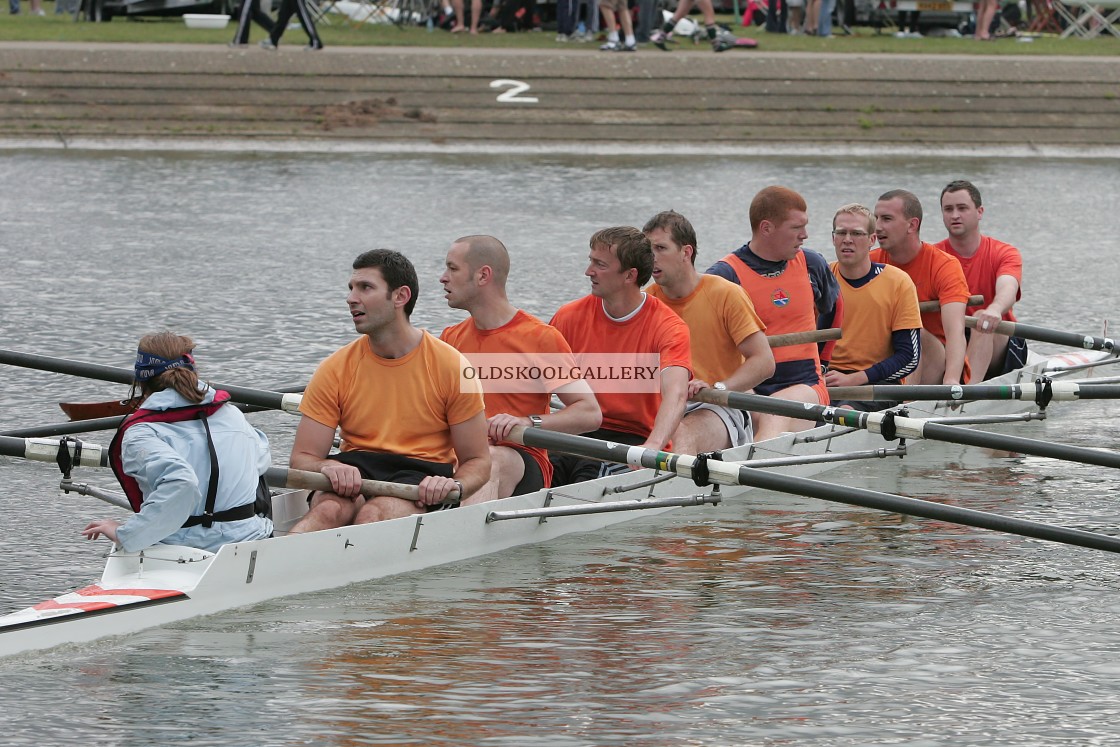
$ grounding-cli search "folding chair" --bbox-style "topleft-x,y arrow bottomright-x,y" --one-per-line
1058,0 -> 1120,37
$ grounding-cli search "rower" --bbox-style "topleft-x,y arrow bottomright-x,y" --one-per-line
643,210 -> 775,453
288,249 -> 490,531
81,332 -> 273,552
548,226 -> 692,486
826,203 -> 923,411
935,179 -> 1027,380
705,185 -> 843,441
439,235 -> 601,503
872,189 -> 972,385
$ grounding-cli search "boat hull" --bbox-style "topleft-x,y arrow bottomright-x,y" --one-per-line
1,349 -> 1113,658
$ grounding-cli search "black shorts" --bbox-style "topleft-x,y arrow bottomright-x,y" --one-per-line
322,451 -> 457,509
548,428 -> 645,487
512,447 -> 546,496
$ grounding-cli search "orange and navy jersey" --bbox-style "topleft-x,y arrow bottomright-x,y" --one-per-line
550,294 -> 691,440
707,245 -> 840,396
934,235 -> 1022,322
830,262 -> 922,382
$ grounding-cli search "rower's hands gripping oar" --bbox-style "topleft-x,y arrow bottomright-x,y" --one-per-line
265,467 -> 462,505
964,318 -> 1116,353
0,348 -> 304,414
691,387 -> 1120,470
505,426 -> 1120,556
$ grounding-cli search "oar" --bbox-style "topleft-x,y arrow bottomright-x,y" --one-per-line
918,294 -> 984,313
0,348 -> 304,413
2,399 -> 295,439
964,318 -> 1116,353
827,381 -> 1120,403
691,389 -> 1120,470
762,295 -> 984,349
768,329 -> 841,347
263,466 -> 460,503
0,435 -> 455,503
508,426 -> 1120,555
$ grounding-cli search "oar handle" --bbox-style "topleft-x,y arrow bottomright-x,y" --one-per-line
918,294 -> 984,313
964,318 -> 1116,352
768,328 -> 841,347
264,466 -> 461,503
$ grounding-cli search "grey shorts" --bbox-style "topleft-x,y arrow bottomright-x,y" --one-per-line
684,401 -> 753,449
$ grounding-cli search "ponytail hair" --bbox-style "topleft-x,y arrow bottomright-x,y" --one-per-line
131,331 -> 205,404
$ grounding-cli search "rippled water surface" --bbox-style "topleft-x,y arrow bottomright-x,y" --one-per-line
2,151 -> 1120,745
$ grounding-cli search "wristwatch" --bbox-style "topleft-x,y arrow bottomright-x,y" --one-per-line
529,414 -> 544,427
713,381 -> 728,391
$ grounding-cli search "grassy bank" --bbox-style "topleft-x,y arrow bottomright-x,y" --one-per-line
2,3 -> 1119,54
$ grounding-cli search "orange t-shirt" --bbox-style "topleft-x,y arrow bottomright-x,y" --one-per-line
934,235 -> 1022,322
646,274 -> 766,384
300,332 -> 485,465
441,310 -> 578,487
550,294 -> 692,440
829,263 -> 922,374
872,242 -> 972,383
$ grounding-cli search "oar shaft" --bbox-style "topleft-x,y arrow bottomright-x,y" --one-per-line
964,318 -> 1116,353
768,329 -> 841,348
508,427 -> 1120,555
0,348 -> 304,414
826,382 -> 1120,403
692,389 -> 1120,470
727,462 -> 1120,555
918,294 -> 984,313
2,402 -> 288,439
263,467 -> 460,503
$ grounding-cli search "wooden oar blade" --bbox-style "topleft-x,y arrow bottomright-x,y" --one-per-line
59,398 -> 141,421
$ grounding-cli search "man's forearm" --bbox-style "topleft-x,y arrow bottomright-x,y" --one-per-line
453,457 -> 491,497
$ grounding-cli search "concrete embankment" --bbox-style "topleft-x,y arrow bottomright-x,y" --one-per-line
1,42 -> 1118,153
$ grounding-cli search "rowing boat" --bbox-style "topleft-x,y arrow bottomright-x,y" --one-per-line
0,348 -> 1114,659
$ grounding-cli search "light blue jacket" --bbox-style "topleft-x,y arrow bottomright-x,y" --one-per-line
115,386 -> 273,553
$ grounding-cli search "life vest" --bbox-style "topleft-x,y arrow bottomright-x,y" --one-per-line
108,391 -> 253,528
720,250 -> 821,367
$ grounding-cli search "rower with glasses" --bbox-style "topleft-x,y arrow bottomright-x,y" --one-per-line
825,203 -> 923,412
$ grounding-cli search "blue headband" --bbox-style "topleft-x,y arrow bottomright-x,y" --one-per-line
134,350 -> 195,382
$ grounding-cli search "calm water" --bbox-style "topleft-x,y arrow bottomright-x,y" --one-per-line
2,150 -> 1120,745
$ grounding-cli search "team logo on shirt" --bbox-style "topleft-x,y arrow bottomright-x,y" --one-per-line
771,288 -> 790,307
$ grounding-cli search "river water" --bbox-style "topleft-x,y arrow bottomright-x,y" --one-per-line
2,150 -> 1120,745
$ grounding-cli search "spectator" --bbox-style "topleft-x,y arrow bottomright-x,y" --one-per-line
599,0 -> 637,50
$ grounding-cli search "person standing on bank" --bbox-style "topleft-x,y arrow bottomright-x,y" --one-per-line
231,0 -> 275,48
82,332 -> 273,552
259,0 -> 322,50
